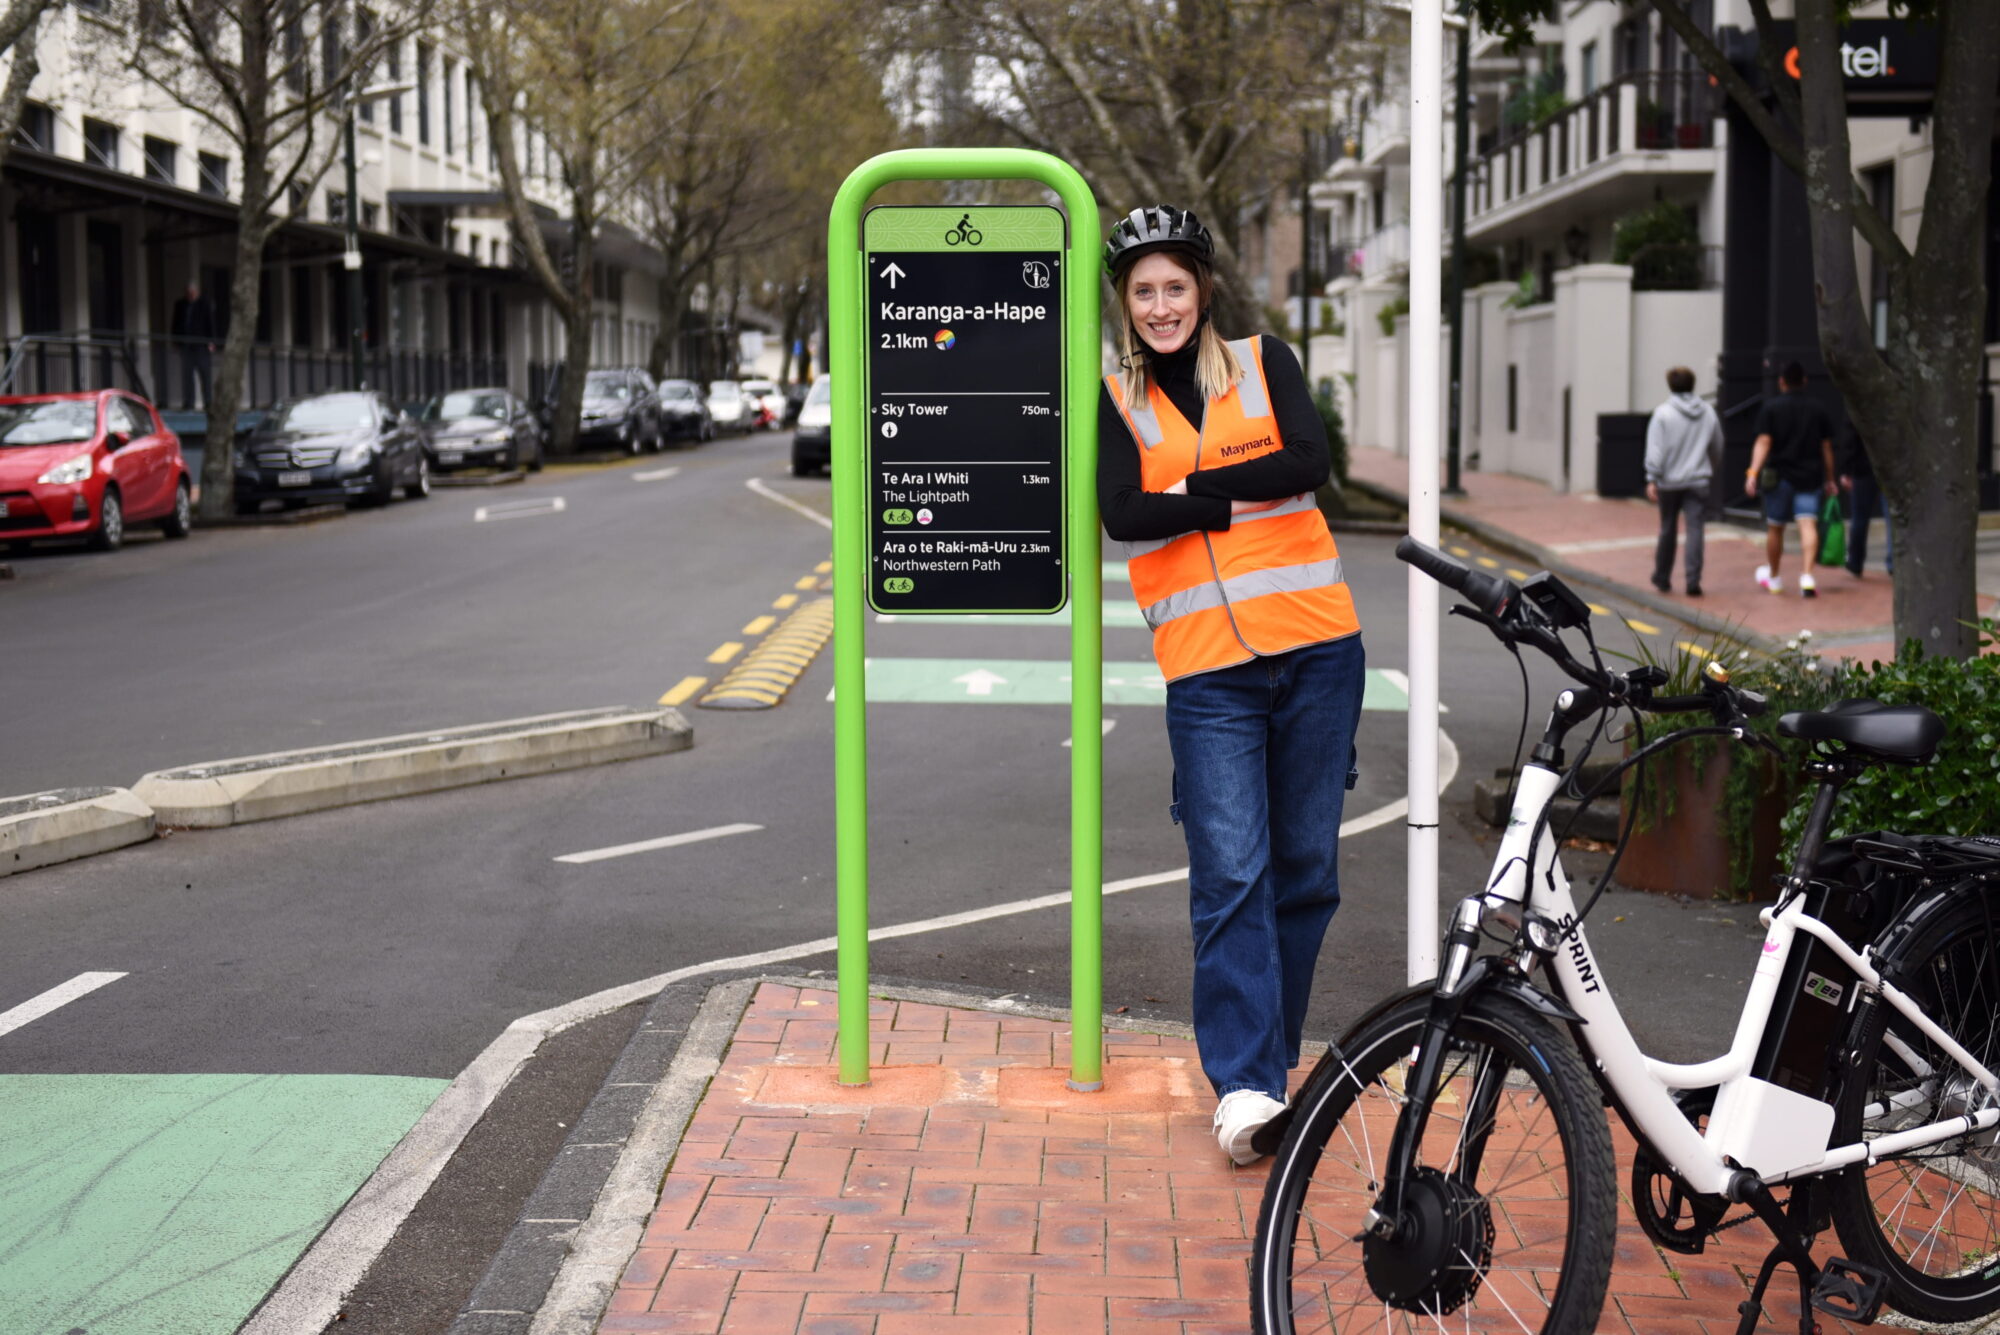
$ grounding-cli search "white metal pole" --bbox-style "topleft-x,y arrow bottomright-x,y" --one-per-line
1406,0 -> 1444,984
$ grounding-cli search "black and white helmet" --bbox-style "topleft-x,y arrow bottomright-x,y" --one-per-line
1103,204 -> 1214,278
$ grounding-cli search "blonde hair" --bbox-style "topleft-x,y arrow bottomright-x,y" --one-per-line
1115,253 -> 1243,411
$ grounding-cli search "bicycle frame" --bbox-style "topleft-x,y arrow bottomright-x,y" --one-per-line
1485,761 -> 2000,1198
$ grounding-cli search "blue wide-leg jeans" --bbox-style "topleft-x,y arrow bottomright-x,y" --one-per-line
1164,634 -> 1366,1101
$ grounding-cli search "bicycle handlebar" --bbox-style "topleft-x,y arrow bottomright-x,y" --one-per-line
1393,536 -> 1517,621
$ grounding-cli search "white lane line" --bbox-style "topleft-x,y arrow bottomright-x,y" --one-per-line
248,724 -> 1459,1335
632,467 -> 681,483
0,972 -> 127,1039
1062,719 -> 1118,747
554,823 -> 762,865
475,497 -> 567,522
747,477 -> 832,531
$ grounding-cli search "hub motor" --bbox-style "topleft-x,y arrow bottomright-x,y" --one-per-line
1362,1167 -> 1496,1313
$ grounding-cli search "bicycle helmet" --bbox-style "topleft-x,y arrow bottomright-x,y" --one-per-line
1103,205 -> 1214,278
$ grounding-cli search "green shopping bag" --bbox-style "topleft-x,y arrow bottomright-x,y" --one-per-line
1819,493 -> 1847,568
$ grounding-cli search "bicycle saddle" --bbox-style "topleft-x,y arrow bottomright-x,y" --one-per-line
1777,698 -> 1944,763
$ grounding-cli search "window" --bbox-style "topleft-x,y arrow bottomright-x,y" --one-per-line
198,151 -> 229,197
1580,41 -> 1599,97
288,181 -> 309,215
386,38 -> 403,134
362,200 -> 381,231
83,118 -> 120,170
143,136 -> 177,185
417,42 -> 432,145
355,11 -> 376,122
291,266 -> 314,347
443,57 -> 455,155
13,101 -> 53,153
322,20 -> 343,93
327,190 -> 346,224
465,71 -> 478,163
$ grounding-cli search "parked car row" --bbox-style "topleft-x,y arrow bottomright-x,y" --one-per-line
1,371 -> 830,554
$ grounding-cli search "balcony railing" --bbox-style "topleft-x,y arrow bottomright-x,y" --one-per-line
1353,222 -> 1409,281
1470,70 -> 1718,221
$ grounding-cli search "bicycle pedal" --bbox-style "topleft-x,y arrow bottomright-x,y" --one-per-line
1810,1257 -> 1886,1323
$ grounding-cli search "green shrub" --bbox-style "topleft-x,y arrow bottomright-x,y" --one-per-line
1613,202 -> 1704,291
1782,621 -> 2000,851
1503,69 -> 1568,129
1312,382 -> 1350,485
1376,294 -> 1410,337
1500,272 -> 1539,309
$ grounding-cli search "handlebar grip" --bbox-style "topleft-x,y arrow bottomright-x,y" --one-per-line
1396,535 -> 1516,619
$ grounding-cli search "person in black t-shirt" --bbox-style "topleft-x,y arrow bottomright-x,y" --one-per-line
1745,362 -> 1837,597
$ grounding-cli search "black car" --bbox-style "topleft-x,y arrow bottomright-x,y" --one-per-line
656,379 -> 715,445
790,376 -> 832,476
234,392 -> 429,512
421,388 -> 544,473
576,368 -> 663,454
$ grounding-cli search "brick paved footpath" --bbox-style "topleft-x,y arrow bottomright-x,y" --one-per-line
596,983 -> 1890,1334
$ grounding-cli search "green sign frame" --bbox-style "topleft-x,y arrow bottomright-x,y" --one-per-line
829,149 -> 1103,1090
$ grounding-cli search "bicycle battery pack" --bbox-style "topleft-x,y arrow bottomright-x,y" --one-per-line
1751,834 -> 1915,1100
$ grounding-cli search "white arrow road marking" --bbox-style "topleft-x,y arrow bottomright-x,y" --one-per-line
953,669 -> 1007,697
248,727 -> 1461,1335
632,467 -> 681,483
1062,719 -> 1118,747
474,497 -> 566,522
0,972 -> 127,1039
747,477 -> 832,531
554,823 -> 762,865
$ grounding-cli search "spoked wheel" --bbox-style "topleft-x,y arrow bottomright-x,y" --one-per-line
1252,990 -> 1616,1334
1832,895 -> 2000,1323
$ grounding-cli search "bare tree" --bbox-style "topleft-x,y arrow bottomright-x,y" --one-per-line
877,0 -> 1367,333
1471,0 -> 1999,659
112,0 -> 413,518
0,0 -> 59,170
464,0 -> 699,454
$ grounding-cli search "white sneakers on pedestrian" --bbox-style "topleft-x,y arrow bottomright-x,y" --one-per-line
1799,571 -> 1817,598
1214,1089 -> 1287,1166
1755,564 -> 1785,593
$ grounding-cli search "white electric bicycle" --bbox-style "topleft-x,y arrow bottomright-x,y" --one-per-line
1249,536 -> 2000,1334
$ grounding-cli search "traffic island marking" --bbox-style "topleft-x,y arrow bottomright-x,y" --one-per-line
132,707 -> 693,828
0,786 -> 155,878
699,598 -> 835,710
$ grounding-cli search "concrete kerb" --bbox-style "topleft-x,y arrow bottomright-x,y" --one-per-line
0,787 -> 155,878
1343,474 -> 1785,654
133,707 -> 693,828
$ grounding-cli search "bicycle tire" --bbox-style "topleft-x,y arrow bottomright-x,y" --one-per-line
965,229 -> 982,245
1251,990 -> 1616,1334
1830,892 -> 2000,1322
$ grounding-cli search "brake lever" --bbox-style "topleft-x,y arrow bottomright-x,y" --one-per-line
1448,603 -> 1512,637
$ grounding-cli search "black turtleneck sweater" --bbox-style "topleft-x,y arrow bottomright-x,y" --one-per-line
1097,332 -> 1329,543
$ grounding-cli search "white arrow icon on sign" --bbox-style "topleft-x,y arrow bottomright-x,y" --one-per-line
953,669 -> 1007,697
879,262 -> 907,289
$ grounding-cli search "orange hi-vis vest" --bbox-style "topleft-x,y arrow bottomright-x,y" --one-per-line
1106,337 -> 1359,683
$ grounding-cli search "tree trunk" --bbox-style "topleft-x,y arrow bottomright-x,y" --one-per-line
0,10 -> 42,171
649,271 -> 686,380
198,217 -> 272,520
551,307 -> 593,455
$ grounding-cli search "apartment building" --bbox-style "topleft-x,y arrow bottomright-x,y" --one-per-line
1312,2 -> 1996,503
0,4 -> 670,414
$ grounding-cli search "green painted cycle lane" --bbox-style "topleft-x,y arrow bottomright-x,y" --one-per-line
0,1073 -> 445,1333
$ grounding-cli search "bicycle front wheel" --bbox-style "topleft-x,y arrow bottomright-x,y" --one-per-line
1831,893 -> 2000,1323
1251,989 -> 1616,1334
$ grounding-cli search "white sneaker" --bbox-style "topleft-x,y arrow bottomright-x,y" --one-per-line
1214,1089 -> 1287,1165
1755,564 -> 1784,593
1800,572 -> 1817,598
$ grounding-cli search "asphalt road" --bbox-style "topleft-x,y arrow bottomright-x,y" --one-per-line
0,431 -> 1769,1332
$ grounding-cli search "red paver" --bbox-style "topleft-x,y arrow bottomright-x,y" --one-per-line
606,987 -> 1925,1333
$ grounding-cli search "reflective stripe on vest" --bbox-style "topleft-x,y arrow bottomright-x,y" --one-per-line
1103,337 -> 1361,681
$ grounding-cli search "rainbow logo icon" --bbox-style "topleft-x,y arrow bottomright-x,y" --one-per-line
934,329 -> 956,350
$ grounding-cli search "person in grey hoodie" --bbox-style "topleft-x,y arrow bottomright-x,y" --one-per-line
1644,366 -> 1723,596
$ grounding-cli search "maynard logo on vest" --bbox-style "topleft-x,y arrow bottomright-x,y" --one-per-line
1217,435 -> 1274,459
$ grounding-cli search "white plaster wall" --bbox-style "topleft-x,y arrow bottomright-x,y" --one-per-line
1470,282 -> 1516,475
1507,305 -> 1558,488
1629,289 -> 1723,407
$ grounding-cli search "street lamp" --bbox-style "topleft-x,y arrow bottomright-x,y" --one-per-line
344,80 -> 416,390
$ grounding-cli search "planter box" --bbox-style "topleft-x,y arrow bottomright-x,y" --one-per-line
1618,743 -> 1787,899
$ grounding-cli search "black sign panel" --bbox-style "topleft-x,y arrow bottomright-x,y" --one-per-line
865,227 -> 1066,613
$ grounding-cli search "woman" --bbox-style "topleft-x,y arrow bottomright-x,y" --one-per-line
1099,205 -> 1366,1166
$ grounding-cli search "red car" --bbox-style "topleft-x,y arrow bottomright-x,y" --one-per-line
0,390 -> 192,551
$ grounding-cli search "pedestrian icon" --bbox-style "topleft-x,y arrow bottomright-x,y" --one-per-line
1022,261 -> 1051,289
